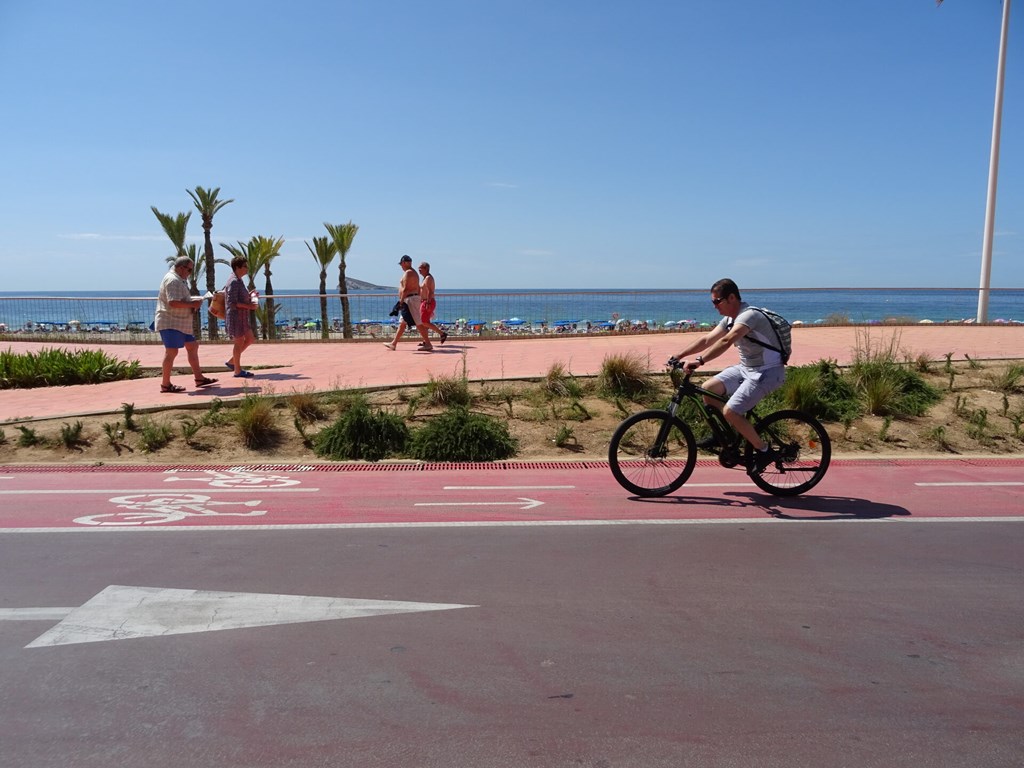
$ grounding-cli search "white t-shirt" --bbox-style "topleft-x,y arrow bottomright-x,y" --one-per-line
721,302 -> 783,369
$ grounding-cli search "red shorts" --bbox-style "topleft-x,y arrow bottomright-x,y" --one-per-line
420,298 -> 436,324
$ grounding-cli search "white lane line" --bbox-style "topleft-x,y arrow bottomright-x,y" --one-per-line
443,485 -> 575,490
3,516 -> 1024,533
0,488 -> 318,495
915,482 -> 1023,487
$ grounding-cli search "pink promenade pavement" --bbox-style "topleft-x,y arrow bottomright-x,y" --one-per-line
2,324 -> 1022,423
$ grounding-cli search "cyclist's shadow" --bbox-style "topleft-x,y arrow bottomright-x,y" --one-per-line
632,493 -> 910,520
732,492 -> 910,520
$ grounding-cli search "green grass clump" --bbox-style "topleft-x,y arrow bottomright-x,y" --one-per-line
848,360 -> 941,417
59,420 -> 88,450
236,394 -> 281,450
138,419 -> 172,452
988,364 -> 1024,394
423,372 -> 472,407
408,406 -> 517,462
17,425 -> 43,447
0,347 -> 141,389
289,390 -> 327,422
769,360 -> 861,422
598,352 -> 654,400
314,400 -> 409,461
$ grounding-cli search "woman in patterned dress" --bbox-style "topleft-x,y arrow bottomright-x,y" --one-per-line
224,255 -> 259,377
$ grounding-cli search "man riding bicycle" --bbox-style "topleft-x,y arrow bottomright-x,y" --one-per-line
669,278 -> 786,473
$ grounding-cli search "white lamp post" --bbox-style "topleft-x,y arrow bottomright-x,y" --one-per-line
976,0 -> 1013,323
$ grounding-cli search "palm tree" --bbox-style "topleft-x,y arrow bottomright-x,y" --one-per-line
220,236 -> 284,340
152,207 -> 200,334
187,186 -> 234,340
323,221 -> 359,339
306,236 -> 337,339
151,207 -> 190,258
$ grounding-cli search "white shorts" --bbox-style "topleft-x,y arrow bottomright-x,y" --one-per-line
712,364 -> 785,414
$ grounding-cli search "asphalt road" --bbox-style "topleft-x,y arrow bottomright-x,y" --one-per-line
1,461 -> 1022,767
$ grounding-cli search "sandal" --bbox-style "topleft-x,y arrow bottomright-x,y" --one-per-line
194,376 -> 219,388
224,361 -> 234,370
160,383 -> 186,393
233,370 -> 255,378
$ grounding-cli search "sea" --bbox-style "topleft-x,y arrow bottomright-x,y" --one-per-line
1,288 -> 1023,332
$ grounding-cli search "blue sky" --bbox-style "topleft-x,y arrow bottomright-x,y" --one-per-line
0,0 -> 1020,291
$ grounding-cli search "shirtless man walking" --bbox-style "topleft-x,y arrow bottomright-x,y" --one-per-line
383,255 -> 434,351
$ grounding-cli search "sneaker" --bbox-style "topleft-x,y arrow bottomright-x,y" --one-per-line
439,331 -> 448,345
694,435 -> 719,450
419,344 -> 434,352
382,342 -> 396,351
750,446 -> 778,474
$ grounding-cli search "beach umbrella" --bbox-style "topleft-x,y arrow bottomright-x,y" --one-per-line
791,320 -> 804,326
508,317 -> 522,322
918,318 -> 934,324
504,319 -> 525,326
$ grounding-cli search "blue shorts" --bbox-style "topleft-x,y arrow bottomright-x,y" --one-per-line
713,364 -> 785,414
159,329 -> 197,349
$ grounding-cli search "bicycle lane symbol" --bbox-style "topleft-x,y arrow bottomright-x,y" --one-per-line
74,494 -> 269,527
161,469 -> 303,489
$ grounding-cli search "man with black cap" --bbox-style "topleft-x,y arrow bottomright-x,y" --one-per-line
383,255 -> 433,351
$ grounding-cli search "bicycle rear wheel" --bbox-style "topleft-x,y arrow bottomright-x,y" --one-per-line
608,411 -> 697,497
746,409 -> 831,496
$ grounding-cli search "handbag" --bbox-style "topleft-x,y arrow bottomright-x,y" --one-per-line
210,290 -> 226,319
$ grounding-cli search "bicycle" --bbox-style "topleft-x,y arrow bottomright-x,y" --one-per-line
608,361 -> 831,497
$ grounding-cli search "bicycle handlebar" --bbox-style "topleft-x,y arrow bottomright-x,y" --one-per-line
665,358 -> 695,380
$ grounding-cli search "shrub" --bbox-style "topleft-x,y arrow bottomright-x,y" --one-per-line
543,361 -> 572,397
17,425 -> 42,447
290,390 -> 327,422
138,419 -> 172,452
772,360 -> 860,422
102,422 -> 127,454
121,402 -> 137,431
0,347 -> 141,389
236,394 -> 281,450
180,416 -> 202,445
598,352 -> 654,400
59,420 -> 88,450
849,360 -> 941,417
423,372 -> 471,407
989,364 -> 1024,394
314,401 -> 409,461
408,406 -> 517,462
553,424 -> 577,448
201,398 -> 228,427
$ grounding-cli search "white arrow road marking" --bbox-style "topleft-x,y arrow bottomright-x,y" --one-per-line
0,608 -> 75,621
414,497 -> 544,510
915,482 -> 1023,487
12,585 -> 475,648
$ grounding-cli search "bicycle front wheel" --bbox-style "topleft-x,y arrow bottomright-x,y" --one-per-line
746,409 -> 831,496
608,411 -> 697,497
